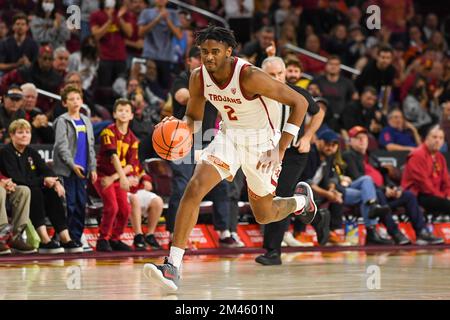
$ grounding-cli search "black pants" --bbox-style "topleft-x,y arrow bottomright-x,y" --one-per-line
418,194 -> 450,214
262,150 -> 309,252
153,59 -> 176,90
98,60 -> 126,87
29,186 -> 67,234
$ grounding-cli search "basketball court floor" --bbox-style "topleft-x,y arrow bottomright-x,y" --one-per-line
1,248 -> 450,300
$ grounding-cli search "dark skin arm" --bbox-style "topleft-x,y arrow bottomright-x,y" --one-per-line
158,68 -> 205,133
240,66 -> 309,171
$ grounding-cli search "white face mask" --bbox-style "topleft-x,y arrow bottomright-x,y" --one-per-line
104,0 -> 116,8
42,2 -> 55,13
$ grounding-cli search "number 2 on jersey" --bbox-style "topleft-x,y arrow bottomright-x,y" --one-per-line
224,105 -> 238,121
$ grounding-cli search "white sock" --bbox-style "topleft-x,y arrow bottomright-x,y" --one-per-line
219,230 -> 231,239
168,246 -> 185,269
293,195 -> 306,212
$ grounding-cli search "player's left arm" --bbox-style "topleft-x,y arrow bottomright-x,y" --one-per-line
241,66 -> 309,152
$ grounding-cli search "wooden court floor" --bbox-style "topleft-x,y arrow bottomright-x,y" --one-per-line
1,249 -> 450,300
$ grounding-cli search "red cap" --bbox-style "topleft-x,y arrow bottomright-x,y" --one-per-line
348,126 -> 368,138
39,45 -> 53,56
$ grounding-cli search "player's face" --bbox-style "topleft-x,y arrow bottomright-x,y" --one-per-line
263,61 -> 286,82
64,92 -> 83,113
11,128 -> 31,148
113,104 -> 134,123
200,40 -> 232,73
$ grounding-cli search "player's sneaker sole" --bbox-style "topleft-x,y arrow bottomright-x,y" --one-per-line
295,182 -> 317,224
143,263 -> 178,292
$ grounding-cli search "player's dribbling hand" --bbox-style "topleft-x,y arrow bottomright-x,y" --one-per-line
156,116 -> 175,129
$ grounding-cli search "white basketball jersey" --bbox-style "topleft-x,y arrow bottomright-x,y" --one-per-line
201,57 -> 281,140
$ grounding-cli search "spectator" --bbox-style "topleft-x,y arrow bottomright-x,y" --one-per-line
379,108 -> 421,151
94,99 -> 139,252
427,31 -> 448,53
0,175 -> 35,254
274,0 -> 300,39
402,125 -> 450,215
326,24 -> 349,61
252,0 -> 274,35
80,0 -> 99,41
241,26 -> 275,67
341,86 -> 385,137
314,129 -> 395,245
277,23 -> 298,57
346,25 -> 367,67
346,125 -> 442,245
355,45 -> 395,112
0,119 -> 82,254
224,0 -> 254,44
0,19 -> 8,42
138,0 -> 182,89
0,85 -> 26,143
313,55 -> 357,130
141,59 -> 166,101
124,0 -> 144,69
440,101 -> 450,149
0,45 -> 63,114
20,83 -> 54,144
172,10 -> 193,65
90,0 -> 132,87
403,76 -> 437,137
285,57 -> 309,89
129,91 -> 156,160
53,85 -> 97,246
422,13 -> 439,40
403,25 -> 426,65
68,35 -> 99,92
29,0 -> 70,49
52,47 -> 70,77
0,13 -> 38,74
299,34 -> 328,76
129,165 -> 163,251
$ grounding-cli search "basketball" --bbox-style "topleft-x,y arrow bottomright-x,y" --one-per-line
152,119 -> 193,161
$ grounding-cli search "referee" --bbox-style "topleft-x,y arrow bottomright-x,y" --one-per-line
255,56 -> 329,265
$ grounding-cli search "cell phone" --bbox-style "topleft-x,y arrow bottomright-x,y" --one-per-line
131,57 -> 147,74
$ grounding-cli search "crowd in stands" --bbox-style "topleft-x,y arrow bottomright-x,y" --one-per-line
0,0 -> 450,255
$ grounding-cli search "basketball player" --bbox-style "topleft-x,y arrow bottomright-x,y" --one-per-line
144,26 -> 316,291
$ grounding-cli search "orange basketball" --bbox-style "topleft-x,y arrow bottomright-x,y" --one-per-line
152,119 -> 193,161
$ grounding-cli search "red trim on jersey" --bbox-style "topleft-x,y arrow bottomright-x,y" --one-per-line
207,57 -> 238,90
239,64 -> 259,101
258,97 -> 275,130
199,66 -> 204,97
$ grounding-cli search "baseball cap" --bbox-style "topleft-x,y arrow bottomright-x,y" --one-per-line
39,45 -> 53,56
5,84 -> 23,100
348,125 -> 368,138
317,129 -> 339,143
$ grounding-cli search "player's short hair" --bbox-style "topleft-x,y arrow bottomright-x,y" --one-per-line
261,56 -> 285,71
195,25 -> 237,49
61,85 -> 83,103
9,119 -> 31,135
113,98 -> 133,113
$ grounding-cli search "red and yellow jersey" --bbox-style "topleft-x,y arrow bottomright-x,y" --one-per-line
97,123 -> 140,177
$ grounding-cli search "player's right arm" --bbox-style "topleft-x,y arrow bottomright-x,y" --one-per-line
184,68 -> 206,134
159,68 -> 205,133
